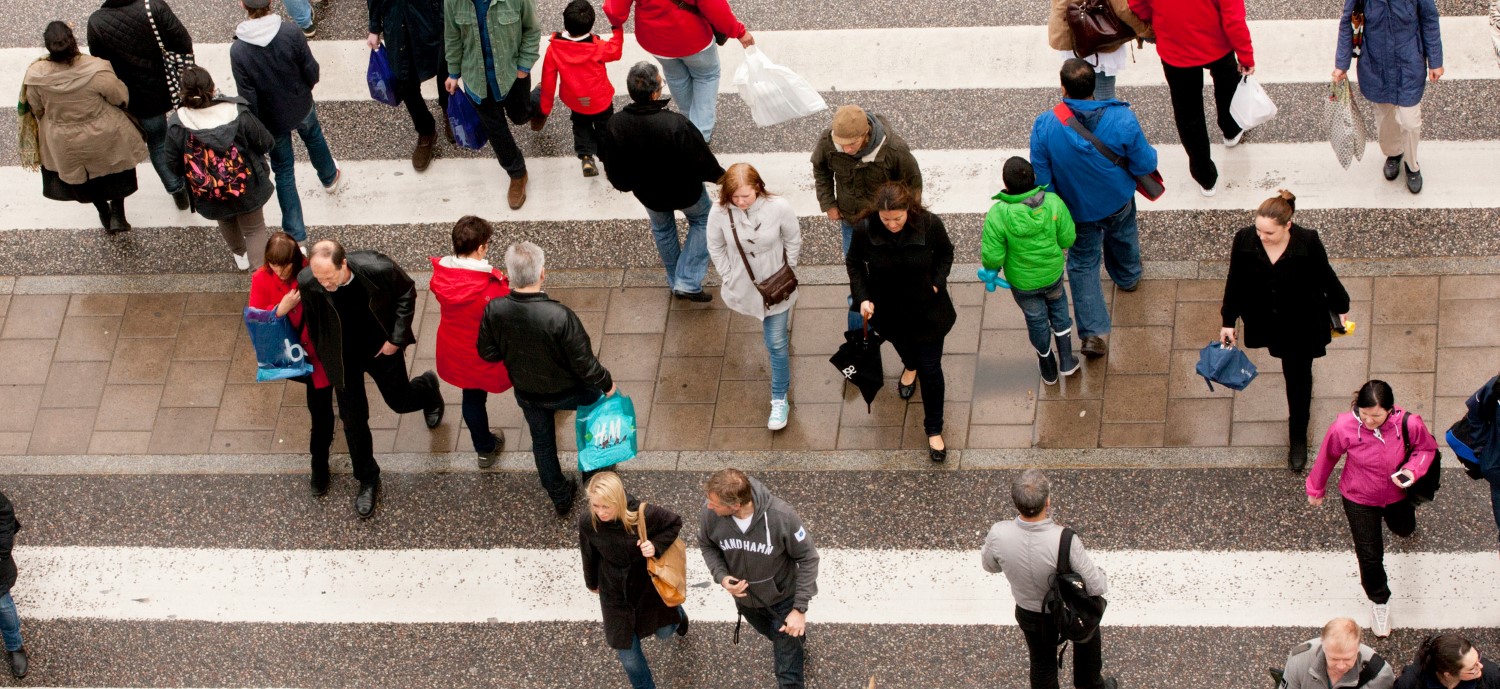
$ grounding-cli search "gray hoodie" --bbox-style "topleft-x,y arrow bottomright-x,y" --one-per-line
699,477 -> 820,612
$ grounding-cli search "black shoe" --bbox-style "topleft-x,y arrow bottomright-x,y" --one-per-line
1116,281 -> 1139,293
7,647 -> 26,679
355,481 -> 379,519
1038,350 -> 1060,386
310,470 -> 330,497
672,290 -> 712,303
1405,164 -> 1422,194
420,372 -> 444,429
898,371 -> 917,399
1383,155 -> 1403,181
929,447 -> 947,463
1288,443 -> 1308,473
171,186 -> 191,210
1080,336 -> 1108,359
554,479 -> 579,517
676,607 -> 690,637
581,155 -> 599,177
476,430 -> 505,468
107,201 -> 130,235
1100,677 -> 1118,689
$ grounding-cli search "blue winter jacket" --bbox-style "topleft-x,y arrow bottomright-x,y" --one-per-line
1335,0 -> 1443,107
1029,99 -> 1157,223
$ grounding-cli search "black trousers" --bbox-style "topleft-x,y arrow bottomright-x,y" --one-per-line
738,595 -> 806,689
1341,496 -> 1416,604
1015,606 -> 1105,689
301,378 -> 336,478
1278,354 -> 1315,448
1160,50 -> 1243,190
471,77 -> 532,179
393,76 -> 449,137
515,386 -> 601,508
891,337 -> 946,437
333,345 -> 442,484
570,105 -> 613,159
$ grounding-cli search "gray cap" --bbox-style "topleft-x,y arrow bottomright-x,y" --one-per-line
241,0 -> 272,9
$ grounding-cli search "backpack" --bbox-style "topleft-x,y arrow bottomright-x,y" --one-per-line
1447,376 -> 1499,481
1042,528 -> 1107,651
1398,411 -> 1441,505
183,132 -> 251,201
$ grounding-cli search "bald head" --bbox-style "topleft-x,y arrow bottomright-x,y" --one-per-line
308,240 -> 350,291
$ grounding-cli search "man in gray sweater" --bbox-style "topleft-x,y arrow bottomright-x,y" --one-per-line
982,469 -> 1113,689
1274,617 -> 1394,689
700,468 -> 819,689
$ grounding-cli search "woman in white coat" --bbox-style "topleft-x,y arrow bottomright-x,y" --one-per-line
706,163 -> 802,431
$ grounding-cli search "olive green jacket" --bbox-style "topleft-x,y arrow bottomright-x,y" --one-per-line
443,0 -> 540,101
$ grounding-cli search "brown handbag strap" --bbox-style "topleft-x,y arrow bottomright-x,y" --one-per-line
635,501 -> 650,545
728,211 -> 790,284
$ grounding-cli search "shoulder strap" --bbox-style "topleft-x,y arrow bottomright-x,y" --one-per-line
728,212 -> 759,282
142,0 -> 169,55
1051,102 -> 1130,172
1398,411 -> 1415,470
635,501 -> 650,544
670,0 -> 705,17
1057,527 -> 1075,576
1354,653 -> 1385,688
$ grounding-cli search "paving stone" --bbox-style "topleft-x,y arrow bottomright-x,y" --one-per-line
598,333 -> 665,382
173,315 -> 241,361
0,386 -> 44,432
0,434 -> 29,456
547,288 -> 613,312
54,315 -> 122,362
217,383 -> 287,431
88,431 -> 152,454
67,293 -> 127,316
965,424 -> 1034,449
1372,276 -> 1439,325
40,361 -> 110,408
0,340 -> 56,385
1167,350 -> 1233,399
1327,301 -> 1372,351
655,357 -> 723,404
788,308 -> 849,356
902,401 -> 969,450
1231,372 -> 1288,423
95,385 -> 165,432
721,331 -> 773,380
971,330 -> 1038,426
1440,275 -> 1500,300
1034,398 -> 1101,449
1438,299 -> 1500,347
1311,349 -> 1370,399
1368,324 -> 1437,373
160,360 -> 231,408
645,404 -> 714,450
789,355 -> 846,405
107,338 -> 175,385
1106,327 -> 1172,375
207,431 -> 276,454
1100,423 -> 1165,448
1164,398 -> 1233,447
1172,301 -> 1225,350
1102,375 -> 1169,423
769,402 -> 841,451
661,308 -> 729,357
1112,280 -> 1176,327
1435,347 -> 1500,396
710,426 -> 773,450
0,294 -> 68,339
713,380 -> 775,428
184,292 -> 249,315
121,293 -> 188,338
604,288 -> 671,334
148,407 -> 218,454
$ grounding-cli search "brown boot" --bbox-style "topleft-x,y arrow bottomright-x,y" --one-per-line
507,174 -> 528,210
529,112 -> 548,131
443,119 -> 455,145
412,134 -> 436,172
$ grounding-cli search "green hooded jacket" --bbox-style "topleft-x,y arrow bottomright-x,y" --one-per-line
980,186 -> 1076,291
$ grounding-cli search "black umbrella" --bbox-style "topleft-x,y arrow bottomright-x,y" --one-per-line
829,322 -> 885,411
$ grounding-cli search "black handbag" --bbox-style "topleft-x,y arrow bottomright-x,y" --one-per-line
1398,411 -> 1441,505
1065,0 -> 1137,58
670,0 -> 729,45
144,0 -> 193,108
728,212 -> 797,310
1051,103 -> 1165,200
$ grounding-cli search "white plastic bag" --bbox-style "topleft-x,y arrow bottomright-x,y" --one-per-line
1229,75 -> 1278,130
732,46 -> 827,128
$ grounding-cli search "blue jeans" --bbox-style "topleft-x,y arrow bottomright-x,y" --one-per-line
739,595 -> 805,689
615,618 -> 680,689
461,388 -> 498,454
764,309 -> 791,399
840,219 -> 862,331
284,0 -> 313,29
139,113 -> 183,194
1093,73 -> 1117,101
269,104 -> 339,242
646,189 -> 712,294
0,593 -> 21,652
1066,199 -> 1141,339
1010,277 -> 1073,355
655,44 -> 720,142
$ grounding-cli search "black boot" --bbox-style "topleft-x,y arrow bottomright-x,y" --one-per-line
107,198 -> 130,234
1037,347 -> 1059,386
1288,441 -> 1308,473
7,647 -> 26,679
1055,333 -> 1080,377
94,201 -> 111,230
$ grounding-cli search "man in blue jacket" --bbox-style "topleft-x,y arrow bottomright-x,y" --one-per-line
1334,0 -> 1443,194
1029,59 -> 1157,359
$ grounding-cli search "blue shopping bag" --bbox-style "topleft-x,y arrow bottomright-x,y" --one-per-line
1195,341 -> 1258,392
446,89 -> 489,150
576,393 -> 638,472
367,47 -> 400,107
243,307 -> 314,382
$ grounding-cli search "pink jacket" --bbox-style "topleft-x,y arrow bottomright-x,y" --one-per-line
1307,407 -> 1437,507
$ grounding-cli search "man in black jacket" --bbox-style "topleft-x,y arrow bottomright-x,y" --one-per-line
299,240 -> 445,518
231,0 -> 343,245
0,491 -> 26,679
605,62 -> 725,303
87,0 -> 195,210
477,241 -> 615,516
366,0 -> 448,171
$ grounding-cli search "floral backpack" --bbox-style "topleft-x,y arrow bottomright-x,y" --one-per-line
182,133 -> 250,201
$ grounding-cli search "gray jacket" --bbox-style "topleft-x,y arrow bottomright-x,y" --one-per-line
980,516 -> 1107,613
1282,639 -> 1394,689
699,477 -> 819,612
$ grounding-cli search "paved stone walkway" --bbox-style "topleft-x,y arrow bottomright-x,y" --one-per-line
0,272 -> 1495,458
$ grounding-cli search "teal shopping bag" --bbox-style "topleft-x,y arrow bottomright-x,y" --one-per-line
576,393 -> 638,472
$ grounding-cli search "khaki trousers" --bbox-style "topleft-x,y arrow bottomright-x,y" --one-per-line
217,206 -> 269,270
1373,102 -> 1422,171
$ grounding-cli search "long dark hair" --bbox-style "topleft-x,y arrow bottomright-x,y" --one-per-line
1415,634 -> 1475,678
262,232 -> 306,279
44,21 -> 80,64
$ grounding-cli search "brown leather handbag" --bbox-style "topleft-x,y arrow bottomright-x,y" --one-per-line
729,212 -> 798,310
1065,0 -> 1137,58
635,502 -> 688,608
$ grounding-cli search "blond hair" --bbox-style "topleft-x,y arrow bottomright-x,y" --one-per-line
1321,617 -> 1362,649
586,471 -> 640,531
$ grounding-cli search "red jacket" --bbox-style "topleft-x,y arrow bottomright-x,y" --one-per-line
428,257 -> 513,394
603,0 -> 745,59
540,31 -> 624,117
1129,0 -> 1254,68
248,266 -> 329,389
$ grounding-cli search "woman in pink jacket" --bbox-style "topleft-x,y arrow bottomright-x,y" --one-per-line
1306,379 -> 1437,640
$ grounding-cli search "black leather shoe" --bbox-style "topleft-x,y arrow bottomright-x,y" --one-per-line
355,481 -> 379,519
553,479 -> 579,517
476,430 -> 505,469
1405,164 -> 1422,194
672,290 -> 712,303
1116,281 -> 1139,293
172,186 -> 191,210
1383,155 -> 1402,181
420,372 -> 444,429
8,647 -> 27,679
310,471 -> 330,497
1288,443 -> 1308,473
675,607 -> 690,636
929,447 -> 947,463
898,371 -> 917,400
1080,336 -> 1108,359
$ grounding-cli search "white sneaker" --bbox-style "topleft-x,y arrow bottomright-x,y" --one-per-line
1371,603 -> 1391,638
323,165 -> 344,194
299,242 -> 309,256
232,252 -> 250,271
768,399 -> 790,431
1200,184 -> 1218,197
1224,130 -> 1245,147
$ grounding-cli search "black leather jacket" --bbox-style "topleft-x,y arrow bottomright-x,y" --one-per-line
477,291 -> 612,399
0,490 -> 20,595
297,250 -> 418,388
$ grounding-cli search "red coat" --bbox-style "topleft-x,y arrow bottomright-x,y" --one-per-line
428,257 -> 513,393
540,31 -> 625,117
248,266 -> 330,389
1128,0 -> 1254,68
603,0 -> 745,59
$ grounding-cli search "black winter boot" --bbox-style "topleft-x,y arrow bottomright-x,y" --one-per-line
1055,333 -> 1080,377
107,198 -> 130,234
1038,347 -> 1060,385
94,201 -> 111,230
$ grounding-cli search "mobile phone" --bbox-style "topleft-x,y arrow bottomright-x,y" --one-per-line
1392,471 -> 1414,488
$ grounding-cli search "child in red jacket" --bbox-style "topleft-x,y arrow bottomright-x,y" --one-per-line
537,0 -> 624,177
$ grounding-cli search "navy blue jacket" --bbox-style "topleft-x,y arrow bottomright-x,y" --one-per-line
369,0 -> 446,82
0,491 -> 20,596
1336,0 -> 1443,107
1029,98 -> 1157,223
230,19 -> 320,136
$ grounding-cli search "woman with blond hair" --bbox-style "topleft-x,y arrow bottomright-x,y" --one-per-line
579,472 -> 688,689
706,163 -> 802,431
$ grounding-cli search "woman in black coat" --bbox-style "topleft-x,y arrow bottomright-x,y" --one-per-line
579,472 -> 687,689
367,0 -> 449,169
1219,189 -> 1350,472
1394,634 -> 1500,689
846,182 -> 957,463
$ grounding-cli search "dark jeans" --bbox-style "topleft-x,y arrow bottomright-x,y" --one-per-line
302,378 -> 336,479
471,83 -> 530,179
1161,50 -> 1243,190
1015,605 -> 1105,689
333,345 -> 443,484
394,66 -> 450,137
516,386 -> 602,507
269,104 -> 339,242
1067,200 -> 1140,339
461,387 -> 498,454
891,337 -> 945,437
738,595 -> 805,689
1341,496 -> 1416,604
1012,276 -> 1073,355
1490,478 -> 1500,543
615,614 -> 681,689
571,105 -> 614,159
1279,354 -> 1315,447
138,112 -> 183,194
